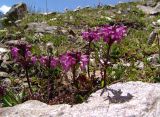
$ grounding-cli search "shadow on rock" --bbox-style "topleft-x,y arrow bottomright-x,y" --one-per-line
100,87 -> 133,103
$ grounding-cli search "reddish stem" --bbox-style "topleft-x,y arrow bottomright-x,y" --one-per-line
25,68 -> 33,97
87,41 -> 91,78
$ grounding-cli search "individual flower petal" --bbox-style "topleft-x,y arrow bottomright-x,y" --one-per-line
39,56 -> 48,66
80,55 -> 89,69
25,50 -> 32,58
31,56 -> 37,64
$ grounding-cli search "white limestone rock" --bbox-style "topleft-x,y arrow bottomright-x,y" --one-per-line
1,81 -> 160,117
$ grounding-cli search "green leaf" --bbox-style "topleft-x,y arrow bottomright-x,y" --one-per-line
101,80 -> 104,88
2,96 -> 13,107
2,89 -> 24,107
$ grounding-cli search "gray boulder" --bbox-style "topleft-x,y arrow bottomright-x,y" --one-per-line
1,81 -> 160,117
4,40 -> 28,46
27,22 -> 57,34
137,2 -> 160,15
5,3 -> 27,21
147,54 -> 160,67
145,0 -> 157,7
0,47 -> 9,62
0,47 -> 9,54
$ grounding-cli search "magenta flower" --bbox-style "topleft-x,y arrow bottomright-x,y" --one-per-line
50,57 -> 58,68
80,55 -> 89,69
11,47 -> 19,59
82,29 -> 100,42
25,50 -> 32,58
39,56 -> 48,66
60,52 -> 76,71
39,56 -> 58,69
60,51 -> 89,71
100,25 -> 127,45
31,56 -> 37,64
10,44 -> 39,69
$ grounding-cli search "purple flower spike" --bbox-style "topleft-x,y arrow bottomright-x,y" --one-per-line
60,51 -> 89,71
82,32 -> 89,40
39,56 -> 48,66
60,52 -> 76,71
25,50 -> 32,58
80,55 -> 89,69
60,54 -> 70,71
50,57 -> 58,68
100,25 -> 127,45
11,47 -> 19,59
31,56 -> 37,64
82,29 -> 100,42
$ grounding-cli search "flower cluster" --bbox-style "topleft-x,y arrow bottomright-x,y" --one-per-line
82,28 -> 100,42
11,44 -> 37,68
39,56 -> 58,69
82,25 -> 127,45
100,25 -> 127,45
82,25 -> 127,87
60,51 -> 89,71
11,46 -> 88,71
11,47 -> 19,59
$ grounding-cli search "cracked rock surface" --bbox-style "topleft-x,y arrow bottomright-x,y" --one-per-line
1,81 -> 160,117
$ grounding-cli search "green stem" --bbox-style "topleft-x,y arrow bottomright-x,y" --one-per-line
47,54 -> 54,101
87,41 -> 91,79
87,41 -> 94,88
103,44 -> 111,87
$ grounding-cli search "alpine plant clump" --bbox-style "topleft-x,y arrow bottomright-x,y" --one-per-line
9,24 -> 127,103
82,25 -> 127,87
